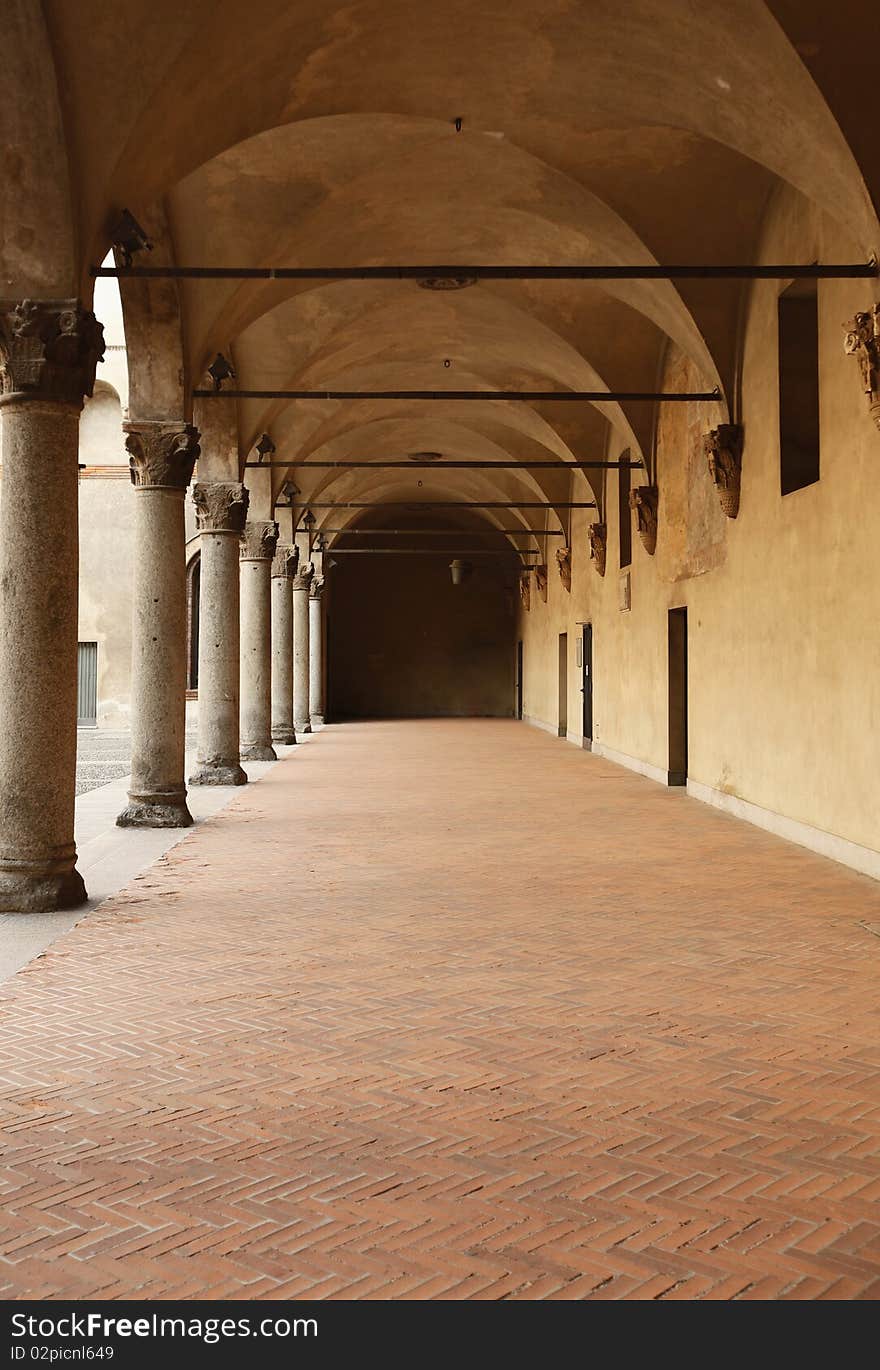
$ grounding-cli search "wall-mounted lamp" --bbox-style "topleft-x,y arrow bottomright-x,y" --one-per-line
449,558 -> 473,586
207,353 -> 235,391
110,209 -> 152,266
255,432 -> 275,461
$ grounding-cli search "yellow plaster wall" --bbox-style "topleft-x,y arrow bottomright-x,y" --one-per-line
518,186 -> 880,855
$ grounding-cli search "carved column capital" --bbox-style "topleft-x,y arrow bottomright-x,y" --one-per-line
193,481 -> 249,534
704,424 -> 743,518
843,304 -> 880,431
629,484 -> 659,555
534,563 -> 548,602
292,562 -> 315,593
308,573 -> 325,600
0,299 -> 104,408
239,520 -> 279,561
556,546 -> 572,593
519,570 -> 531,611
271,544 -> 300,579
588,521 -> 607,576
126,421 -> 199,491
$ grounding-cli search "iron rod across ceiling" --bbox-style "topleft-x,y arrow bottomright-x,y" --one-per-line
196,388 -> 715,402
302,501 -> 596,509
93,263 -> 877,281
244,459 -> 642,469
310,528 -> 566,536
325,548 -> 537,556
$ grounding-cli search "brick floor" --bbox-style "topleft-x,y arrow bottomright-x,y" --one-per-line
1,718 -> 879,1299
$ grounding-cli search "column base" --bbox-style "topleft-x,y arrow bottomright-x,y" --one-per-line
310,714 -> 325,728
294,720 -> 312,734
240,743 -> 277,762
189,762 -> 248,786
117,793 -> 193,829
0,862 -> 87,915
271,727 -> 297,745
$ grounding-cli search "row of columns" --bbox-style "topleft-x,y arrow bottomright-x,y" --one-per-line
123,477 -> 325,825
0,301 -> 325,911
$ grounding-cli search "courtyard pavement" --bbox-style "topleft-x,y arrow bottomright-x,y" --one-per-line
0,719 -> 879,1298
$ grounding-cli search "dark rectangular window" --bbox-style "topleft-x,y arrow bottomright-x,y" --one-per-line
778,281 -> 820,495
618,453 -> 632,568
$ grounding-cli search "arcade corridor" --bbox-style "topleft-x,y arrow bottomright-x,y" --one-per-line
1,720 -> 878,1299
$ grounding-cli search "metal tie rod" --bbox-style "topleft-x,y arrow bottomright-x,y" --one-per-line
93,263 -> 877,281
196,388 -> 715,402
312,528 -> 566,535
327,542 -> 537,548
303,501 -> 597,509
244,458 -> 643,469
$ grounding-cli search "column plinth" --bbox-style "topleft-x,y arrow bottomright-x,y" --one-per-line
239,520 -> 279,761
271,545 -> 299,745
309,574 -> 326,727
292,562 -> 314,734
0,300 -> 104,912
117,421 -> 199,829
189,482 -> 249,786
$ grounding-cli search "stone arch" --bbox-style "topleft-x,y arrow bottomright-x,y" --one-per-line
79,380 -> 124,465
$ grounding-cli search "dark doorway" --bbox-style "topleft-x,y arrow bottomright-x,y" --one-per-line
516,640 -> 523,719
558,633 -> 568,737
581,623 -> 593,749
668,607 -> 688,785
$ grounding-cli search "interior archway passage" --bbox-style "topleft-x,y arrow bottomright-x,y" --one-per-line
328,514 -> 518,718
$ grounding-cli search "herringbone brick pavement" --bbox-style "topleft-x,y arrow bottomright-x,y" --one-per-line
1,719 -> 879,1299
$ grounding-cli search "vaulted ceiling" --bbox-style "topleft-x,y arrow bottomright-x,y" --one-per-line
4,0 -> 877,537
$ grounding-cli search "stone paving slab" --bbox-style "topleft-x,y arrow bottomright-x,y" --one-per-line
0,719 -> 879,1299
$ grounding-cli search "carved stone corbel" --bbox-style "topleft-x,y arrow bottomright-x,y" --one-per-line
271,544 -> 299,579
629,485 -> 658,556
843,304 -> 880,431
704,424 -> 744,518
126,421 -> 199,490
192,481 -> 249,534
239,520 -> 279,561
519,571 -> 531,611
0,299 -> 104,407
534,563 -> 548,601
556,546 -> 572,592
588,522 -> 607,576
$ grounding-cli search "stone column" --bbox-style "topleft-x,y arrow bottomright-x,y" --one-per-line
309,574 -> 326,727
271,544 -> 299,745
0,300 -> 104,912
189,482 -> 249,785
239,520 -> 279,760
117,421 -> 199,828
292,561 -> 314,734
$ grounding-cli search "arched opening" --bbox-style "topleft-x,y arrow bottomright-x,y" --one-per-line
327,512 -> 521,719
186,553 -> 200,693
